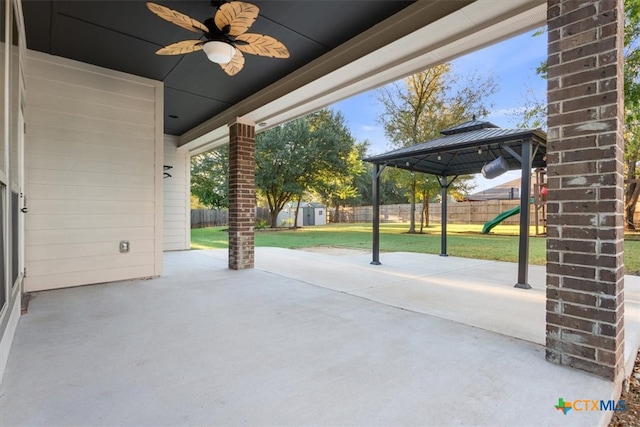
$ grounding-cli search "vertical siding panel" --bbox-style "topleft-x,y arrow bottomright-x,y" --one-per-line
163,135 -> 190,251
24,51 -> 163,291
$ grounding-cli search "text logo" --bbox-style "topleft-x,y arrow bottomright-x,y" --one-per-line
554,398 -> 626,415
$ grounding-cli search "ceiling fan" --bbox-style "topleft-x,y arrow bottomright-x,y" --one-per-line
147,1 -> 289,76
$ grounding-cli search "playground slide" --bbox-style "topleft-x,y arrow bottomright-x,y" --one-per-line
481,206 -> 521,234
481,197 -> 536,234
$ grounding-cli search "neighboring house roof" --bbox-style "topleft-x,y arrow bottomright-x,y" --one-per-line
467,178 -> 521,201
364,120 -> 547,176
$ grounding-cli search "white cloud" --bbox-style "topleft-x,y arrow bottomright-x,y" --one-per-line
361,125 -> 381,132
490,107 -> 528,117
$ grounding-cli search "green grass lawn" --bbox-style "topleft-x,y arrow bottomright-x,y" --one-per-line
191,222 -> 640,273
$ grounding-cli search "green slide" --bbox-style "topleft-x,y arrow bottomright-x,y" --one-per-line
482,197 -> 536,234
482,206 -> 521,234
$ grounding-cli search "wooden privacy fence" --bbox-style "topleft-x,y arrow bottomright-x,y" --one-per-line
335,200 -> 534,225
191,209 -> 228,228
192,201 -> 536,228
191,208 -> 270,228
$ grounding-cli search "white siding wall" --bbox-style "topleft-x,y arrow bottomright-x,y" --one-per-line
24,50 -> 163,292
163,135 -> 190,251
0,0 -> 27,384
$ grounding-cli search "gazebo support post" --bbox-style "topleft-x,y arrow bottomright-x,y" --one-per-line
371,163 -> 382,265
515,140 -> 532,289
439,174 -> 448,256
438,174 -> 457,256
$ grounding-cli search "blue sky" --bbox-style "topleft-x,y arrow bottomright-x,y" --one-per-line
329,29 -> 547,193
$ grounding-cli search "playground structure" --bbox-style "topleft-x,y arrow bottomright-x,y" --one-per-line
481,167 -> 547,235
533,168 -> 547,235
481,199 -> 531,234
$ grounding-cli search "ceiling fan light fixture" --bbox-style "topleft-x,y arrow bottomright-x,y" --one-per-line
203,41 -> 236,63
147,2 -> 289,75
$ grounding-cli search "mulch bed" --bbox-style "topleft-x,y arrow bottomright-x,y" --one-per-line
609,350 -> 640,426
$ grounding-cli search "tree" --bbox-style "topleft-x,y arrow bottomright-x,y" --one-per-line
382,167 -> 474,232
377,64 -> 496,232
306,110 -> 364,222
406,171 -> 440,231
256,119 -> 309,227
354,163 -> 407,206
255,109 -> 359,227
515,30 -> 549,130
515,86 -> 547,129
518,2 -> 640,228
190,145 -> 229,209
313,141 -> 367,222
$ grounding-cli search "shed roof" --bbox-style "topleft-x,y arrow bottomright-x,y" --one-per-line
301,202 -> 326,208
364,120 -> 547,176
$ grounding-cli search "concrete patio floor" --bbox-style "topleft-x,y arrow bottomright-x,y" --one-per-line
1,248 -> 639,426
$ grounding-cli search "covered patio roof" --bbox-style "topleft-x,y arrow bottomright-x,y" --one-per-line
364,120 -> 547,176
21,1 -> 547,153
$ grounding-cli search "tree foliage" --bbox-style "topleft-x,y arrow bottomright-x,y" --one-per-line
255,118 -> 308,227
354,163 -> 407,206
312,140 -> 366,221
255,109 -> 360,227
515,87 -> 547,129
190,145 -> 229,209
377,64 -> 497,232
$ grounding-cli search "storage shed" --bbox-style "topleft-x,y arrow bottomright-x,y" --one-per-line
276,202 -> 326,227
302,203 -> 327,226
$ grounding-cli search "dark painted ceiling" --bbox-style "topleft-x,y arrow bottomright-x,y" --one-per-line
23,1 -> 415,135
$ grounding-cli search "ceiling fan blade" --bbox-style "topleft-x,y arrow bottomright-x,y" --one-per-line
156,40 -> 204,55
214,2 -> 259,37
220,49 -> 245,76
235,33 -> 290,59
147,2 -> 209,34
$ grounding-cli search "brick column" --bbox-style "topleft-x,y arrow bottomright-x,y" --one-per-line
228,119 -> 255,270
545,0 -> 625,380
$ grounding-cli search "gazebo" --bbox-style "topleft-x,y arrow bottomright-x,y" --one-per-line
364,119 -> 547,288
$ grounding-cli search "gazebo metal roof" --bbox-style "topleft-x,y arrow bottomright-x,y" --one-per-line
364,119 -> 548,289
364,120 -> 547,176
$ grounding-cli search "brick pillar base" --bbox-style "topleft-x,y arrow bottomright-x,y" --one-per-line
228,119 -> 255,270
545,0 -> 625,380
